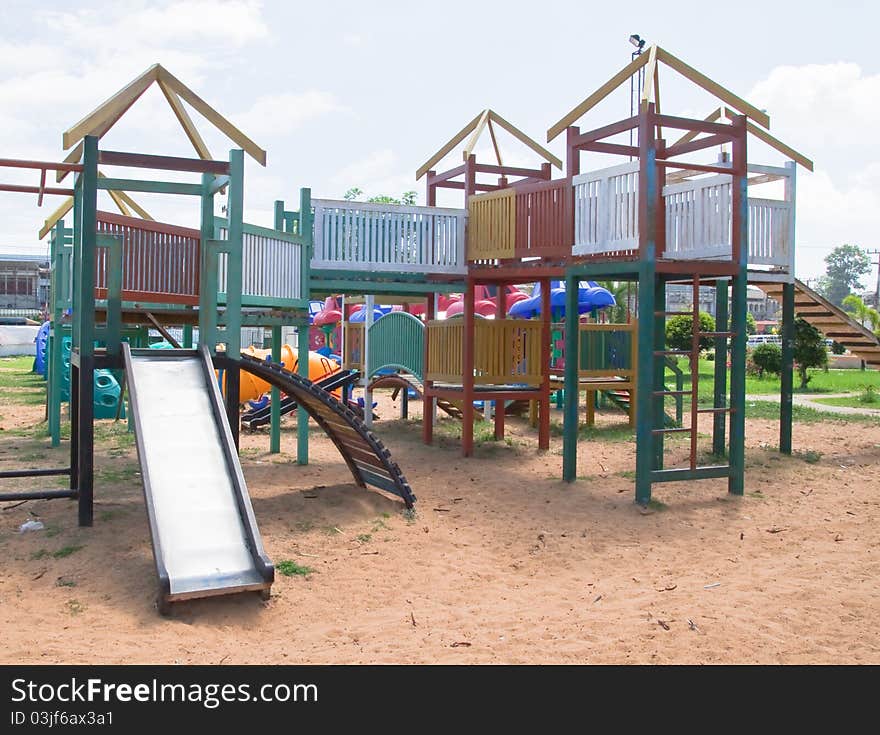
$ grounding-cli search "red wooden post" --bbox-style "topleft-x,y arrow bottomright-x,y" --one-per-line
539,277 -> 551,450
464,155 -> 476,201
422,293 -> 435,445
566,126 -> 580,179
426,171 -> 436,207
462,280 -> 476,456
655,138 -> 667,258
494,282 -> 506,440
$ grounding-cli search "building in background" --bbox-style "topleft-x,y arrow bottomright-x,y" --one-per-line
0,246 -> 49,312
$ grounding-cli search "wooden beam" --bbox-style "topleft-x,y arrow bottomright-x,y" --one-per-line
487,118 -> 503,167
157,66 -> 267,166
670,107 -> 723,148
746,120 -> 814,172
488,110 -> 562,169
157,79 -> 212,160
107,189 -> 132,217
547,51 -> 650,142
63,64 -> 160,150
416,111 -> 483,180
462,109 -> 490,161
39,197 -> 73,240
640,45 -> 658,104
655,46 -> 770,128
653,60 -> 662,139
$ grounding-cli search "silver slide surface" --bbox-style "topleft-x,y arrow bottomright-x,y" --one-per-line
124,345 -> 272,611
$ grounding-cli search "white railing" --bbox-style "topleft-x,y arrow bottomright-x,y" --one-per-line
312,199 -> 467,274
571,161 -> 795,271
663,174 -> 733,260
572,161 -> 639,256
218,225 -> 303,303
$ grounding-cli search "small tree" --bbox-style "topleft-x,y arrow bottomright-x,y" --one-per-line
745,312 -> 757,335
666,312 -> 716,352
794,317 -> 828,389
752,343 -> 782,377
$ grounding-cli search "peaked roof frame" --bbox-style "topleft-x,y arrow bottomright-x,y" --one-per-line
416,109 -> 562,181
40,64 -> 267,239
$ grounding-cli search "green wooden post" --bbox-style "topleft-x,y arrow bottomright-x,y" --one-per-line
652,276 -> 666,470
182,321 -> 193,349
713,279 -> 729,456
48,222 -> 66,447
76,136 -> 99,527
635,263 -> 657,505
101,234 -> 123,357
270,325 -> 282,454
297,319 -> 309,465
224,150 -> 245,449
199,173 -> 217,350
779,280 -> 795,454
728,116 -> 749,496
562,270 -> 580,482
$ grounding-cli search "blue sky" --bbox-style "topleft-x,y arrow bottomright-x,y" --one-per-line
0,0 -> 876,285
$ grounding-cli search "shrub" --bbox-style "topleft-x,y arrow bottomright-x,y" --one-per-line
794,318 -> 828,389
665,312 -> 716,352
752,343 -> 782,377
831,341 -> 846,355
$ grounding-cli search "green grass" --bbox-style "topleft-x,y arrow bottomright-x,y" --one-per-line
52,545 -> 84,559
744,400 -> 880,424
275,560 -> 315,577
813,395 -> 880,409
670,357 -> 880,402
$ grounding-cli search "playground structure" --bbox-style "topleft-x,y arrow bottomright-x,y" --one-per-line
2,65 -> 416,613
0,44 -> 826,614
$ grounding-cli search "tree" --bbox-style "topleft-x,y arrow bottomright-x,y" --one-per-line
819,244 -> 870,306
344,187 -> 417,205
842,293 -> 880,331
794,317 -> 828,389
665,312 -> 716,352
751,343 -> 782,377
596,280 -> 631,322
745,311 -> 757,335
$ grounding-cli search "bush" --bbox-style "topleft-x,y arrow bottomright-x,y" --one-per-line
746,312 -> 757,335
831,341 -> 846,355
794,318 -> 828,389
752,343 -> 782,377
666,312 -> 716,352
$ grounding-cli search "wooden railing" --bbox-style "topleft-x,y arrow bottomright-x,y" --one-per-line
312,199 -> 466,274
571,161 -> 794,269
95,212 -> 200,305
572,162 -> 640,257
467,189 -> 516,260
426,319 -> 543,386
514,179 -> 572,259
550,321 -> 636,378
218,221 -> 305,306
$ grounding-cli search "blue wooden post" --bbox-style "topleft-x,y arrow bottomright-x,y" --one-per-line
779,281 -> 795,454
562,270 -> 580,481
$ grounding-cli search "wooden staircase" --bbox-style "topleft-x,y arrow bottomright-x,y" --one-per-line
758,279 -> 880,367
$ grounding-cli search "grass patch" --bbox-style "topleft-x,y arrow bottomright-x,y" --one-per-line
356,533 -> 372,544
795,449 -> 822,464
44,524 -> 62,538
98,510 -> 124,522
55,577 -> 76,587
813,395 -> 880,410
647,498 -> 668,512
743,400 -> 880,425
96,463 -> 140,484
30,549 -> 50,560
65,599 -> 84,615
275,560 -> 314,577
52,545 -> 84,559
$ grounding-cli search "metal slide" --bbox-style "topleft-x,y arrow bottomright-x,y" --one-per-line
123,344 -> 273,614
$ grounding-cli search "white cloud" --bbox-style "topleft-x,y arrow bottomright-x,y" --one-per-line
234,91 -> 346,137
747,62 -> 880,280
330,149 -> 418,201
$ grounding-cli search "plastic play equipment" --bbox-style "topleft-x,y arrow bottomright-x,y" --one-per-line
508,280 -> 615,319
33,321 -> 50,375
236,353 -> 415,507
234,345 -> 339,403
241,368 -> 360,430
445,285 -> 528,318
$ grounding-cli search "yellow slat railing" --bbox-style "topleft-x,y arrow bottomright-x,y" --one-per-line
467,189 -> 516,261
426,319 -> 543,385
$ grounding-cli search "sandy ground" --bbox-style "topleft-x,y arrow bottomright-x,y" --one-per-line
1,389 -> 878,665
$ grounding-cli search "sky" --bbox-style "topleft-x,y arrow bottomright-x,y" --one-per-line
0,0 -> 876,287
